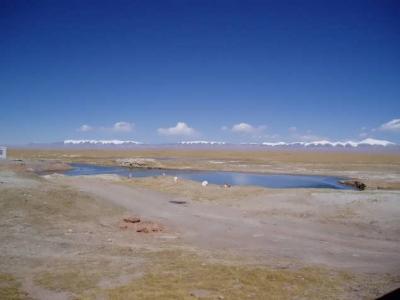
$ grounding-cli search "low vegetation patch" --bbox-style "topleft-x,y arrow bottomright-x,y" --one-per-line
31,249 -> 354,299
102,250 -> 350,300
0,185 -> 124,231
35,269 -> 100,294
124,176 -> 265,202
0,273 -> 27,300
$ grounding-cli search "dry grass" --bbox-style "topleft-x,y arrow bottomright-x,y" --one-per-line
34,257 -> 140,295
32,249 -> 355,300
0,273 -> 28,300
9,148 -> 400,171
8,148 -> 400,163
0,182 -> 143,299
122,176 -> 265,202
0,184 -> 124,231
104,250 -> 354,300
35,270 -> 97,294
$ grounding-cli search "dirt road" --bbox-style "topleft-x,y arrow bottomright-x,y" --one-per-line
55,175 -> 400,274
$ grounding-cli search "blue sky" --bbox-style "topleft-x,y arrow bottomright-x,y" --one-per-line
1,0 -> 399,144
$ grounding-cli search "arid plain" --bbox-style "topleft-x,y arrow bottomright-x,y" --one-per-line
1,148 -> 400,299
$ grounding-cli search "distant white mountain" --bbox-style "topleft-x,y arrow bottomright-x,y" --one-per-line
180,140 -> 226,145
60,138 -> 395,148
262,138 -> 395,147
260,142 -> 287,146
64,139 -> 143,145
357,138 -> 395,146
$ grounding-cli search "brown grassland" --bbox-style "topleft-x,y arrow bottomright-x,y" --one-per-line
1,148 -> 400,299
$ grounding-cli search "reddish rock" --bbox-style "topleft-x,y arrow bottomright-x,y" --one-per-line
123,216 -> 141,223
119,218 -> 163,233
136,221 -> 163,233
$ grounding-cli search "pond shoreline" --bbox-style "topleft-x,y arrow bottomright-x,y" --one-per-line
61,163 -> 352,190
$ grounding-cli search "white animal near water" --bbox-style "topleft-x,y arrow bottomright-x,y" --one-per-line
173,176 -> 178,183
202,180 -> 208,187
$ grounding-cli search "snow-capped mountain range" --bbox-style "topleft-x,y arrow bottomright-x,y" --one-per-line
260,138 -> 395,147
61,138 -> 396,147
180,141 -> 226,145
64,139 -> 143,145
182,138 -> 395,147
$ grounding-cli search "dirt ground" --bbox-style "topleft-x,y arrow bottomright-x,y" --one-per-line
1,149 -> 400,299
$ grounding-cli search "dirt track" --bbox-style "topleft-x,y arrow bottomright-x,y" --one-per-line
52,175 -> 400,274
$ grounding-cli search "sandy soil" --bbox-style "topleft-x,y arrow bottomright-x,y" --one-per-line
1,150 -> 400,299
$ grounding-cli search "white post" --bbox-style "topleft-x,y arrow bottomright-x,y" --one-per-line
0,147 -> 6,159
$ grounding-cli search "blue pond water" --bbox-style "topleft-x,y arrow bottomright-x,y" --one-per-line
64,163 -> 351,190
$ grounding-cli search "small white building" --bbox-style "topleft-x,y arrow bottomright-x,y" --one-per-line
0,147 -> 7,159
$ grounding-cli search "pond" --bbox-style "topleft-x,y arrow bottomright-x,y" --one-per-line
63,163 -> 351,190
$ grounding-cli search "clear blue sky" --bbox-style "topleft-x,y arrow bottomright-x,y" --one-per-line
1,0 -> 399,144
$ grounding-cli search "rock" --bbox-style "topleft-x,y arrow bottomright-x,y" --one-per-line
135,221 -> 163,233
169,200 -> 187,204
190,289 -> 211,298
116,158 -> 160,169
340,180 -> 366,190
119,218 -> 163,233
123,216 -> 141,223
